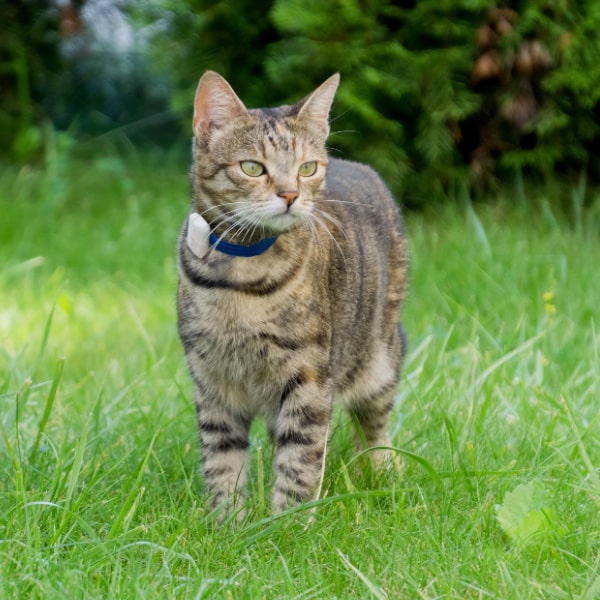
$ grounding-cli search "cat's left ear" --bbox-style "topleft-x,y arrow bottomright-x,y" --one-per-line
297,73 -> 340,135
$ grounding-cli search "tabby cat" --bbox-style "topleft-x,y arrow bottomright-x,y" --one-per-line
177,71 -> 409,517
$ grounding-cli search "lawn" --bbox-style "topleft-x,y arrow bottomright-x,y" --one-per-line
1,156 -> 599,599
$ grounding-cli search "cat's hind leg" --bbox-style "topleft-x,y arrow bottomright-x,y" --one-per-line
349,382 -> 398,469
343,334 -> 404,470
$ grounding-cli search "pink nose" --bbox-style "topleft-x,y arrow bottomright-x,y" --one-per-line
278,190 -> 299,206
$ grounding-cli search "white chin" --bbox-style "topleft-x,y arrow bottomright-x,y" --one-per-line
266,213 -> 302,232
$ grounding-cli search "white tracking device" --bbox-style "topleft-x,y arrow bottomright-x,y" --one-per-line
186,212 -> 211,258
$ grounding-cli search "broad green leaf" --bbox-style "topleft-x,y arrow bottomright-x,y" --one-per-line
496,481 -> 558,546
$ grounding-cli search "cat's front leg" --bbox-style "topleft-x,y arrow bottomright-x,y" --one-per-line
272,371 -> 333,513
194,386 -> 251,519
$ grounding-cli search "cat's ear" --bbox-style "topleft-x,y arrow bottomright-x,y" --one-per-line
193,71 -> 246,139
297,73 -> 340,135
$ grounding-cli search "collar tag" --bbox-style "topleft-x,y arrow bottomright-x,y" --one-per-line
186,212 -> 211,258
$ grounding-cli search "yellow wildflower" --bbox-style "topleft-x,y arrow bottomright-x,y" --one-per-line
542,291 -> 554,302
543,290 -> 556,316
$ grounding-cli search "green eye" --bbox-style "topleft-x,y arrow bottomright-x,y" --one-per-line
240,160 -> 266,177
298,161 -> 318,177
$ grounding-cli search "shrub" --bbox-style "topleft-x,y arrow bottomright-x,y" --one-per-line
266,0 -> 484,205
265,0 -> 600,203
24,0 -> 598,204
0,0 -> 61,160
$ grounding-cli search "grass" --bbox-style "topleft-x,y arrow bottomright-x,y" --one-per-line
1,155 -> 599,599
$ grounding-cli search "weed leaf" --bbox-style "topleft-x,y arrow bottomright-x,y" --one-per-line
496,480 -> 557,547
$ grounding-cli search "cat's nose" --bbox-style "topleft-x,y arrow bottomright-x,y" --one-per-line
278,190 -> 299,206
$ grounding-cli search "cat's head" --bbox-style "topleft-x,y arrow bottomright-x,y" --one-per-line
191,71 -> 339,239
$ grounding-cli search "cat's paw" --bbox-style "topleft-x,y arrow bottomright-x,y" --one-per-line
369,446 -> 405,475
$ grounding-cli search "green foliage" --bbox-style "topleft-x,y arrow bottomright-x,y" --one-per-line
267,0 -> 600,201
496,480 -> 559,547
0,0 -> 61,160
536,2 -> 600,176
143,0 -> 280,115
3,1 -> 599,202
267,0 -> 485,205
0,1 -> 180,162
147,0 -> 600,206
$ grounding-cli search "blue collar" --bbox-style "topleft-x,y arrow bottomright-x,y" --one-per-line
208,232 -> 278,257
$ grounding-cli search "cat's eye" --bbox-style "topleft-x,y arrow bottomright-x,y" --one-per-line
298,161 -> 318,177
240,160 -> 266,177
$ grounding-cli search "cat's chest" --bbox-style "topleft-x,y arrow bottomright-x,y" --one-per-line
182,253 -> 327,367
198,287 -> 287,334
185,276 -> 327,413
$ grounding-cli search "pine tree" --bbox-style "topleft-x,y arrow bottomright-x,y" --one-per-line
140,0 -> 600,203
266,0 -> 487,205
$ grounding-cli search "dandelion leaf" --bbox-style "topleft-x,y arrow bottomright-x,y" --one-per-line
496,481 -> 557,546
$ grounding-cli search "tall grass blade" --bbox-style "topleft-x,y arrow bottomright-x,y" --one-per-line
107,431 -> 158,539
29,357 -> 64,463
353,446 -> 443,489
336,549 -> 387,600
1,423 -> 25,521
256,444 -> 266,512
583,574 -> 600,600
560,395 -> 600,496
37,304 -> 56,362
572,171 -> 587,239
13,377 -> 32,500
467,330 -> 546,397
51,417 -> 90,544
466,201 -> 491,258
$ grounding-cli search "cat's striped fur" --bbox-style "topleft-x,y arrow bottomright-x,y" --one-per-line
177,71 -> 408,516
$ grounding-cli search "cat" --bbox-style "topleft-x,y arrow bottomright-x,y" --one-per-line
176,71 -> 409,518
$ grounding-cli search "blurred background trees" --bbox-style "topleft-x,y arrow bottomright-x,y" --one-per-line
2,0 -> 599,206
1,0 -> 177,161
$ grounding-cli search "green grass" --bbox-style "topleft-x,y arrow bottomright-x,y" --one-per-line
1,156 -> 599,599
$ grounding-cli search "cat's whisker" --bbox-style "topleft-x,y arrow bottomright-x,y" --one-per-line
309,212 -> 348,267
305,219 -> 325,260
313,207 -> 350,243
212,205 -> 251,221
211,205 -> 256,229
205,217 -> 252,258
198,200 -> 248,219
205,215 -> 242,241
244,211 -> 263,239
237,210 -> 271,244
199,201 -> 254,230
201,202 -> 278,252
299,203 -> 325,257
325,147 -> 343,156
318,198 -> 365,206
240,210 -> 273,241
327,127 -> 358,136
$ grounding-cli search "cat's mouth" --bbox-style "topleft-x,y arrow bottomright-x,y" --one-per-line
255,198 -> 310,232
261,212 -> 303,233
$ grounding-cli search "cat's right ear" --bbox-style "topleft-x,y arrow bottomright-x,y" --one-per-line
193,71 -> 246,139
